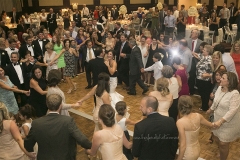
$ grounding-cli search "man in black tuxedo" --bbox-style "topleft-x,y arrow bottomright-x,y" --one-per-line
111,5 -> 119,20
81,40 -> 96,89
229,2 -> 238,30
9,7 -> 20,24
73,10 -> 81,27
47,8 -> 57,35
88,47 -> 108,86
132,96 -> 178,160
19,36 -> 36,60
4,52 -> 28,107
127,39 -> 148,95
92,19 -> 104,42
113,22 -> 124,37
0,38 -> 10,68
118,34 -> 131,88
24,94 -> 92,160
32,31 -> 49,63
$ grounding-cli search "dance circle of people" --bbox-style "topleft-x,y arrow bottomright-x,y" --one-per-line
1,3 -> 240,160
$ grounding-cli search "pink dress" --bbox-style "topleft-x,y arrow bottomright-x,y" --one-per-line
175,68 -> 189,96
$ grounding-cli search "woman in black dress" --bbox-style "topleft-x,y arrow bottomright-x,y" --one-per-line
29,65 -> 48,117
176,11 -> 187,40
63,11 -> 70,30
209,12 -> 219,42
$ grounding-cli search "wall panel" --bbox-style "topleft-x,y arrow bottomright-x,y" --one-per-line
100,0 -> 123,4
39,0 -> 63,6
214,0 -> 224,6
70,0 -> 94,5
130,0 -> 151,4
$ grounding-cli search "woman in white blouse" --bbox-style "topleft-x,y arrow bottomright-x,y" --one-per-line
40,9 -> 48,29
196,45 -> 213,111
24,13 -> 32,30
47,69 -> 80,116
44,42 -> 58,79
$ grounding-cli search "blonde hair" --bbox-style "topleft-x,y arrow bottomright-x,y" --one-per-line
45,42 -> 54,50
156,78 -> 170,96
0,102 -> 10,133
178,95 -> 193,115
211,51 -> 223,72
230,41 -> 240,54
204,44 -> 213,55
144,30 -> 151,38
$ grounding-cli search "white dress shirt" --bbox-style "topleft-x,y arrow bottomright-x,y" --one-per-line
81,7 -> 89,17
222,52 -> 238,79
13,63 -> 24,84
173,10 -> 179,19
27,44 -> 35,56
86,48 -> 95,62
144,61 -> 163,80
38,40 -> 43,50
5,47 -> 19,59
71,31 -> 77,39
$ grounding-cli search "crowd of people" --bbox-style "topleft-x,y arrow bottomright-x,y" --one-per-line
0,2 -> 240,160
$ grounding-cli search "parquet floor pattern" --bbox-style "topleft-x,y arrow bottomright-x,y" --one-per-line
60,73 -> 240,160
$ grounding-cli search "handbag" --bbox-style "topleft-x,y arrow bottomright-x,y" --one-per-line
209,92 -> 227,122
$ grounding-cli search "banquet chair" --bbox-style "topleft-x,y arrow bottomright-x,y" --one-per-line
217,28 -> 223,43
224,26 -> 236,44
232,24 -> 238,35
204,31 -> 215,45
133,24 -> 141,36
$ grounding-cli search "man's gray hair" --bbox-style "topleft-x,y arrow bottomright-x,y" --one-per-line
129,39 -> 137,46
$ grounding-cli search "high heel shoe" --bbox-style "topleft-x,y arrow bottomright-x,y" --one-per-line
73,83 -> 77,91
67,88 -> 73,94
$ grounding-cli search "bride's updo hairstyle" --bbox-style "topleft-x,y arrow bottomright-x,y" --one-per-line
99,104 -> 115,127
96,72 -> 110,97
178,95 -> 193,115
156,77 -> 170,96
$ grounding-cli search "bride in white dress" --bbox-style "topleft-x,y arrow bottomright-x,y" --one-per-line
104,50 -> 130,118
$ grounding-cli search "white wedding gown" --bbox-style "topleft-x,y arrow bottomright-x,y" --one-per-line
109,77 -> 130,118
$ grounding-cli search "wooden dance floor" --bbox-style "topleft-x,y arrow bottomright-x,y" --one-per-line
59,73 -> 240,160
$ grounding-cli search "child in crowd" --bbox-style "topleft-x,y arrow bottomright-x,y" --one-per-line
144,52 -> 163,90
18,104 -> 36,139
115,101 -> 138,160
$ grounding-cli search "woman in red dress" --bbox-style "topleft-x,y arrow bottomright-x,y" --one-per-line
230,41 -> 240,78
93,6 -> 99,20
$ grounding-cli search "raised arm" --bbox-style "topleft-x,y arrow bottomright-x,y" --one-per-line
50,49 -> 65,64
105,60 -> 117,75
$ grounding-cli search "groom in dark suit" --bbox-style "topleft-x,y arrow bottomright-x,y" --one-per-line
24,94 -> 92,160
127,39 -> 148,95
132,96 -> 178,160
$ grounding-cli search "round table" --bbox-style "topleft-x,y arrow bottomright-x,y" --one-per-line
185,24 -> 209,39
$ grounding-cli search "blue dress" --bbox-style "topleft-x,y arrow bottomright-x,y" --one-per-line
0,76 -> 19,114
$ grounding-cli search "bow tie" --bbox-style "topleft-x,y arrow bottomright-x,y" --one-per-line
27,45 -> 32,47
13,63 -> 19,66
10,48 -> 15,50
38,39 -> 43,41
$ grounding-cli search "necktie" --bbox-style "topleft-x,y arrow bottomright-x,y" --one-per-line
89,48 -> 93,60
232,8 -> 233,17
10,48 -> 15,50
39,39 -> 42,41
192,41 -> 195,51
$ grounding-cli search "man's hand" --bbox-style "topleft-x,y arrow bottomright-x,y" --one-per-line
140,68 -> 145,73
120,53 -> 126,58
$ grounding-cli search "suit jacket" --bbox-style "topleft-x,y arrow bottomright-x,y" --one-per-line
186,38 -> 203,53
132,113 -> 178,160
4,62 -> 28,89
32,39 -> 50,62
128,46 -> 143,75
80,45 -> 97,64
111,8 -> 119,20
47,13 -> 57,26
113,27 -> 124,36
73,14 -> 81,27
9,12 -> 20,23
0,49 -> 10,68
19,44 -> 36,59
88,56 -> 108,86
159,10 -> 167,24
24,113 -> 92,160
118,41 -> 131,70
229,6 -> 238,17
93,24 -> 104,42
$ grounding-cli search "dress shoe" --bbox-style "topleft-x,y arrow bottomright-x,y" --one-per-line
127,91 -> 136,95
142,88 -> 149,95
85,85 -> 92,89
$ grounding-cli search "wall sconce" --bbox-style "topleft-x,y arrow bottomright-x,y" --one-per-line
72,3 -> 78,10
